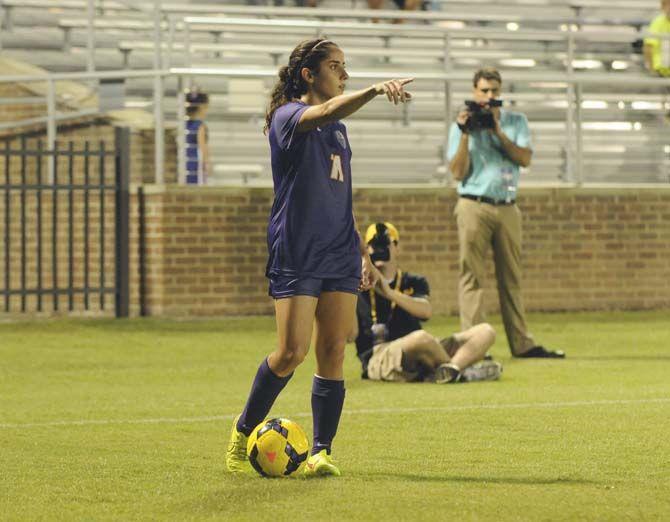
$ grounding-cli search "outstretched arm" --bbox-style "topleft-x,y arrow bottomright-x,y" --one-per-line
297,78 -> 414,132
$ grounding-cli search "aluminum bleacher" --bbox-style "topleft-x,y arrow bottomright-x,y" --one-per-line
0,0 -> 668,186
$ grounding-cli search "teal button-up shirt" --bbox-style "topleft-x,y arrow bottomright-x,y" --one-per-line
447,109 -> 532,201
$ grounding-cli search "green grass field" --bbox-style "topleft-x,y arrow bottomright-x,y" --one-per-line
2,311 -> 670,521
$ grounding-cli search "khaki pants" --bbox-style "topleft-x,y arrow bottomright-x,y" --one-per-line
455,197 -> 535,355
366,340 -> 421,383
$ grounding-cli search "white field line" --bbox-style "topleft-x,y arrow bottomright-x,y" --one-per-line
1,397 -> 669,430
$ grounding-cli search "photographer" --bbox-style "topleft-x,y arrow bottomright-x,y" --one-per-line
350,222 -> 501,384
447,67 -> 565,359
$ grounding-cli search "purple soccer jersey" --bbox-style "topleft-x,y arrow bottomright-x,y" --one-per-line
266,101 -> 360,280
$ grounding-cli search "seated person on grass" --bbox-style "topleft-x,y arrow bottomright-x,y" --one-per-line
349,222 -> 501,384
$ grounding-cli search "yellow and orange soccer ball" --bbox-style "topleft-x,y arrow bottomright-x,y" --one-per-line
246,418 -> 309,477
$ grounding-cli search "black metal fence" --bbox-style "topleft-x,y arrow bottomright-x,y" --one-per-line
1,127 -> 130,317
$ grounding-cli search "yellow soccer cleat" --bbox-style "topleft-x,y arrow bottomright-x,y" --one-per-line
303,449 -> 341,478
226,415 -> 252,474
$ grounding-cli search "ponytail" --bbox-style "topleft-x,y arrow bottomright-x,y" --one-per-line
263,38 -> 337,134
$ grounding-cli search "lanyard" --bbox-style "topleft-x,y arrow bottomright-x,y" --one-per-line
369,269 -> 402,324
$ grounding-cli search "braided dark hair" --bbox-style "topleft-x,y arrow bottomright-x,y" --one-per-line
264,38 -> 338,134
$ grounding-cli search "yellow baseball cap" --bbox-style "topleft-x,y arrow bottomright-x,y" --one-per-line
365,222 -> 399,244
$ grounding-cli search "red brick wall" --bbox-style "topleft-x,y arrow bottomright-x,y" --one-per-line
139,187 -> 273,317
3,151 -> 670,318
138,186 -> 670,317
1,107 -> 668,317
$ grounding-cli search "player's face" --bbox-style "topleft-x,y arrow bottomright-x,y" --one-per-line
663,0 -> 670,18
313,48 -> 349,100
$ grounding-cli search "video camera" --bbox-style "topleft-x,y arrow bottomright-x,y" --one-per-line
368,223 -> 393,263
462,99 -> 503,132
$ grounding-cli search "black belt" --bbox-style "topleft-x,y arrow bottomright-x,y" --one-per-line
460,194 -> 515,206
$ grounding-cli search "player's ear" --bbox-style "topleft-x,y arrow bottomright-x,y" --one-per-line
301,67 -> 314,85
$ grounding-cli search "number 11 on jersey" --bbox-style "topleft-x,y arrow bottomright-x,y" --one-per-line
330,154 -> 344,182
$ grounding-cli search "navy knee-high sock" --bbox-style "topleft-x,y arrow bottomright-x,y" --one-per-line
237,358 -> 293,436
311,376 -> 346,456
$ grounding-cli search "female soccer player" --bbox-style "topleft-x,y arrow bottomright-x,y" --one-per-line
226,38 -> 413,477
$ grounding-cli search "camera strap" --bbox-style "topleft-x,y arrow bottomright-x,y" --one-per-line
369,269 -> 402,324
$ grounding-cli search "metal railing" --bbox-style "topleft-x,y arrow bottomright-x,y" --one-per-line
3,3 -> 670,185
171,15 -> 670,186
16,3 -> 665,80
3,64 -> 670,186
1,126 -> 131,317
169,66 -> 670,186
0,69 -> 169,183
156,3 -> 655,26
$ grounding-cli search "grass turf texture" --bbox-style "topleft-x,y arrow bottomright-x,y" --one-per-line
1,311 -> 669,521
